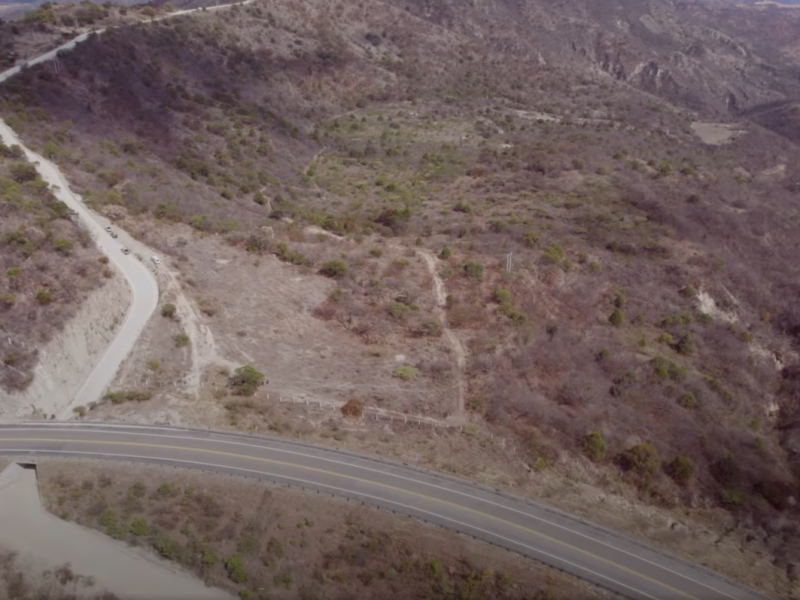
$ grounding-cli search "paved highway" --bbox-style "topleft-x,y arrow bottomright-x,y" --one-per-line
0,422 -> 770,600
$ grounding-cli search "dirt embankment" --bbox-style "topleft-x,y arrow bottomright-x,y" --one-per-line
0,462 -> 230,599
0,265 -> 130,419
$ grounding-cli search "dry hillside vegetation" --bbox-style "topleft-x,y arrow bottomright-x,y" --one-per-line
3,0 -> 800,594
0,142 -> 106,392
0,1 -> 188,67
38,460 -> 604,600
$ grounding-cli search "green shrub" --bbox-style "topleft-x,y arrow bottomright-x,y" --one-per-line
274,242 -> 308,266
389,302 -> 411,320
542,245 -> 565,265
678,392 -> 697,409
620,443 -> 661,478
0,292 -> 15,308
494,287 -> 512,306
36,288 -> 52,305
147,359 -> 160,371
6,267 -> 20,277
680,284 -> 697,298
581,431 -> 607,462
657,332 -> 674,345
225,555 -> 248,584
609,308 -> 624,327
522,230 -> 540,247
463,261 -> 484,281
229,365 -> 265,396
174,333 -> 190,348
439,246 -> 452,260
651,357 -> 686,381
502,306 -> 528,326
393,365 -> 418,380
319,260 -> 348,278
666,456 -> 695,487
129,518 -> 149,536
161,303 -> 177,319
53,238 -> 73,255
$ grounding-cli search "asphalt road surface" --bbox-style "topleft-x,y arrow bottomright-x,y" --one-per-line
0,422 -> 771,600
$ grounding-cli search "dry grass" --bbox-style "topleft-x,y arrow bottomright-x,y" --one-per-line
37,459 -> 610,600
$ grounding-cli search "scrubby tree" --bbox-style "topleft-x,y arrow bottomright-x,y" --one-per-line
620,443 -> 661,478
229,365 -> 265,396
581,431 -> 607,462
666,456 -> 695,487
161,303 -> 177,319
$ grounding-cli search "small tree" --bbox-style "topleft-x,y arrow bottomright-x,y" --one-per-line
161,303 -> 177,319
620,443 -> 661,478
666,456 -> 695,487
341,398 -> 364,418
581,431 -> 607,462
229,365 -> 265,396
609,308 -> 624,327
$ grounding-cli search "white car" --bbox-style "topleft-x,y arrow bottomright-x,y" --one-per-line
105,226 -> 112,232
151,255 -> 160,265
121,247 -> 130,255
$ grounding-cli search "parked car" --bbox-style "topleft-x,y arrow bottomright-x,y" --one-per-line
151,255 -> 161,265
121,247 -> 130,255
110,232 -> 118,238
105,226 -> 112,232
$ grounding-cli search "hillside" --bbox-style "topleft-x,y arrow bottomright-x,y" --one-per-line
1,0 -> 800,596
0,140 -> 107,392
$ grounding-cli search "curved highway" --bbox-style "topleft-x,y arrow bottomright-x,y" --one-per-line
0,422 -> 770,600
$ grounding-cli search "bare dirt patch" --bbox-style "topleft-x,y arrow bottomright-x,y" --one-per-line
37,459 -> 609,600
690,122 -> 745,145
103,228 -> 458,420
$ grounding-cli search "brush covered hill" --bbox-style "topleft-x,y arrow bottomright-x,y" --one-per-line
2,0 -> 800,591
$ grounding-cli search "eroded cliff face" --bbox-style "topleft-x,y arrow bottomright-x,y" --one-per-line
0,268 -> 130,419
395,0 -> 800,119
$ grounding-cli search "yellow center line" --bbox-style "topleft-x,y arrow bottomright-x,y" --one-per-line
1,437 -> 702,600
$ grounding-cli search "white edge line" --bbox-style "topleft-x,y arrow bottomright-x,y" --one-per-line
0,427 -> 742,600
0,448 -> 663,600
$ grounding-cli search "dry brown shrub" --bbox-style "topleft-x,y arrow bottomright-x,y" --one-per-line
341,398 -> 364,418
